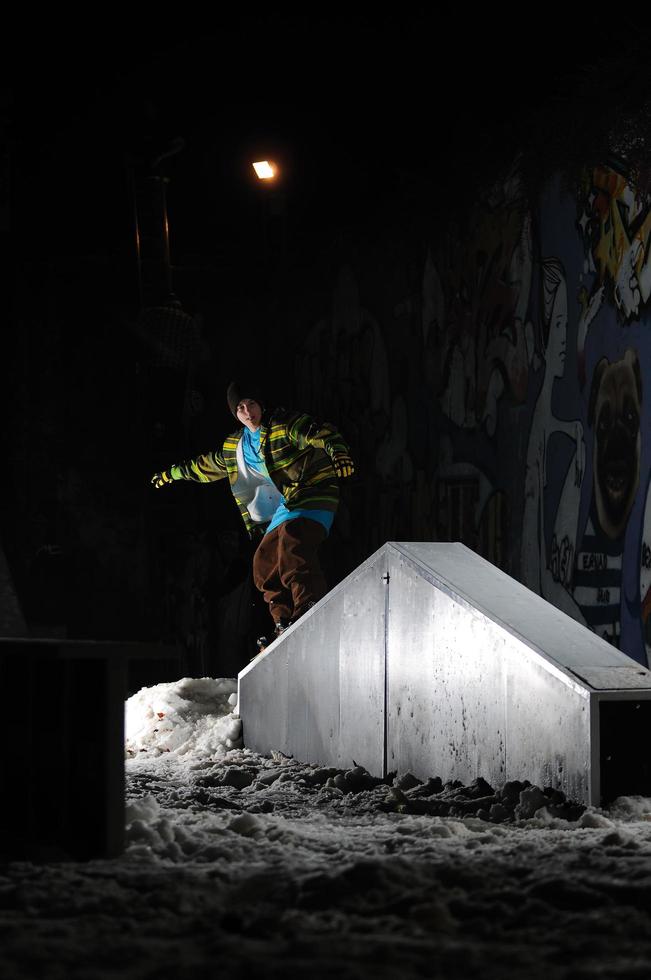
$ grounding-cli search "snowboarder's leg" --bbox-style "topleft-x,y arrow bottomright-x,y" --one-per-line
278,518 -> 328,622
252,527 -> 293,624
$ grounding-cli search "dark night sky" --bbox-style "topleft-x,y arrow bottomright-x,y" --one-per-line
5,6 -> 649,324
9,9 -> 618,264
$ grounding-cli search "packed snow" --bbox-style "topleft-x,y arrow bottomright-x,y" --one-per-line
3,676 -> 651,978
124,677 -> 242,758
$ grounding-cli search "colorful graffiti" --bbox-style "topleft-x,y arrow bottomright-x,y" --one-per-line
579,165 -> 651,324
429,160 -> 651,663
295,160 -> 651,666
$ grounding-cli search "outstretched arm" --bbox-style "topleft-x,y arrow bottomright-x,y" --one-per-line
151,449 -> 228,488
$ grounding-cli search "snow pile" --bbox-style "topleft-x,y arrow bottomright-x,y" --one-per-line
124,676 -> 241,758
5,677 -> 651,978
123,679 -> 589,826
609,795 -> 651,821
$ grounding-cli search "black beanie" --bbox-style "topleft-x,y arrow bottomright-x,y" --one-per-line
226,380 -> 266,417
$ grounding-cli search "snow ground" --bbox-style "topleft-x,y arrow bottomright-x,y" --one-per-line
3,677 -> 651,979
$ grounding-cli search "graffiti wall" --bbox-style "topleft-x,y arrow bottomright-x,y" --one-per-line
296,159 -> 651,667
521,161 -> 651,666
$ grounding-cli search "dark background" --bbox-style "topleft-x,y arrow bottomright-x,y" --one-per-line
1,9 -> 639,679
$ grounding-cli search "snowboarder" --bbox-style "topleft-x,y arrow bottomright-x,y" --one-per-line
151,380 -> 354,650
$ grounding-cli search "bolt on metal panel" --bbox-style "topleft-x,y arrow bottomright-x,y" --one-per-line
569,666 -> 651,689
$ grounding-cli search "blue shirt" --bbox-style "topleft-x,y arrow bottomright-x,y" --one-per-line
241,427 -> 334,535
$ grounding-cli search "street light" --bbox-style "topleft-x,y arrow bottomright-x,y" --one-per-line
252,160 -> 277,180
252,159 -> 285,262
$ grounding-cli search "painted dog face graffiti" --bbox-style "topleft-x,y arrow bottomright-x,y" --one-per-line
588,349 -> 642,540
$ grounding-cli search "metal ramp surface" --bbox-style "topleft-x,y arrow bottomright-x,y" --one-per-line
238,543 -> 651,805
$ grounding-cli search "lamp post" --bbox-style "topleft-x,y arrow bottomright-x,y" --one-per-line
252,160 -> 286,263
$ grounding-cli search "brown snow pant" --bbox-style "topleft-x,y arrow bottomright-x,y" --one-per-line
252,517 -> 328,624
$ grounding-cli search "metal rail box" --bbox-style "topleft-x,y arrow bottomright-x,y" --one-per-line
239,543 -> 651,805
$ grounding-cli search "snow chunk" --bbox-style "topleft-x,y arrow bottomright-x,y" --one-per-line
228,813 -> 264,838
576,810 -> 615,830
125,795 -> 160,825
609,796 -> 651,821
515,785 -> 547,820
125,677 -> 239,759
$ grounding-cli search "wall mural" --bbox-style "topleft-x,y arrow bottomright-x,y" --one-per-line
569,163 -> 649,663
299,159 -> 651,667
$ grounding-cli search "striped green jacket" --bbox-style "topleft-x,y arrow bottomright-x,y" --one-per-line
169,409 -> 351,536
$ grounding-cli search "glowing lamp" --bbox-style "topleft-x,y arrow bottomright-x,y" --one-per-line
252,160 -> 276,180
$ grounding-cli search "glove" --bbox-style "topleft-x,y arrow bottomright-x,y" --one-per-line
151,470 -> 174,489
332,453 -> 355,479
